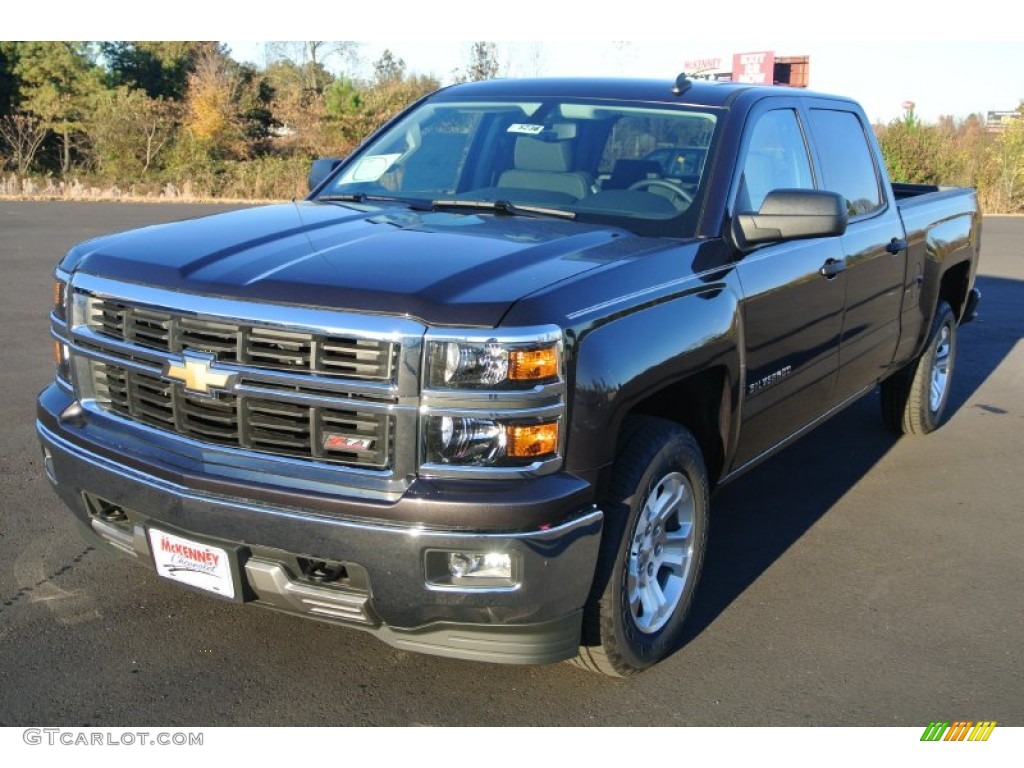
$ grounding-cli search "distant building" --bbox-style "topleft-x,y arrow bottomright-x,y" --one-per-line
683,51 -> 809,88
986,110 -> 1022,133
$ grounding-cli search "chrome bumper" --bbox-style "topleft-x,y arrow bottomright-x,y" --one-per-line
37,392 -> 603,666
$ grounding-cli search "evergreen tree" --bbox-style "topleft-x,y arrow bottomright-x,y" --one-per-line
100,41 -> 208,101
13,41 -> 103,174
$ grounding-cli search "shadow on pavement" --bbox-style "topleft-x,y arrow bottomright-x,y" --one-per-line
678,273 -> 1023,647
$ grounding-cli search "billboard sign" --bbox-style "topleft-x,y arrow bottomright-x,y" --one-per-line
732,51 -> 775,84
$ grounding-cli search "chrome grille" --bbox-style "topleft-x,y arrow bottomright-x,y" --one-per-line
91,362 -> 391,468
87,297 -> 395,381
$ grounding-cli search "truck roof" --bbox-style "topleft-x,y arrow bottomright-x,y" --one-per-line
430,76 -> 848,110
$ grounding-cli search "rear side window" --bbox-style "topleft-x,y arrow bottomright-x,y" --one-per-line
809,109 -> 884,216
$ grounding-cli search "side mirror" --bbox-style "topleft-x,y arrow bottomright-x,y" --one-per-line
732,189 -> 847,250
308,158 -> 344,192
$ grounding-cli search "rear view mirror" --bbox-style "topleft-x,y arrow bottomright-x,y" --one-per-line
732,189 -> 847,250
308,158 -> 344,192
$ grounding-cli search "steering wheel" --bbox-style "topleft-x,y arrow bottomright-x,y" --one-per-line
628,178 -> 694,208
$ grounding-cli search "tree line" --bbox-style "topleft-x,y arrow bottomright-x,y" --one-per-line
0,41 -> 502,200
1,41 -> 1022,211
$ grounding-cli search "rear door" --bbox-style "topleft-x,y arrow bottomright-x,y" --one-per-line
806,105 -> 906,404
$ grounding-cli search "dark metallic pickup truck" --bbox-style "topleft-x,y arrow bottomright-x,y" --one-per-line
38,76 -> 981,676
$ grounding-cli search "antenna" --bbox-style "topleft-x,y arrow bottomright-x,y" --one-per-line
671,72 -> 692,96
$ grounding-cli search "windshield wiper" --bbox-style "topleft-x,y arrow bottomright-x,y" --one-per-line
431,198 -> 576,220
317,193 -> 433,211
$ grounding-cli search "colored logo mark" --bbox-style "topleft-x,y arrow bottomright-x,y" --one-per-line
920,721 -> 997,742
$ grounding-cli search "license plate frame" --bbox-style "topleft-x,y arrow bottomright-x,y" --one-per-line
147,527 -> 245,602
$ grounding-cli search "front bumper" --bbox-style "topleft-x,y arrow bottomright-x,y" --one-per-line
37,385 -> 603,665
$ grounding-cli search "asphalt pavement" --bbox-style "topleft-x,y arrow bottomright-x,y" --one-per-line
0,202 -> 1020,726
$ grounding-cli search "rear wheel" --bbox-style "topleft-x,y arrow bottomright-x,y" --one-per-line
881,301 -> 957,435
574,417 -> 709,677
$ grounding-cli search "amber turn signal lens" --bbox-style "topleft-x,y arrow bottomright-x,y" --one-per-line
53,340 -> 63,365
53,279 -> 63,308
506,422 -> 559,458
509,347 -> 558,381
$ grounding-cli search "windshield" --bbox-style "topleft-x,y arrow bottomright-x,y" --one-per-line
315,96 -> 721,237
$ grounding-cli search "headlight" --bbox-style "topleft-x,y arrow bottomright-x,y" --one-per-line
424,415 -> 560,467
52,272 -> 71,384
421,326 -> 565,475
53,276 -> 68,321
426,337 -> 562,390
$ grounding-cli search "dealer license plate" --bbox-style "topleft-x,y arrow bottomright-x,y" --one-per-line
148,528 -> 236,600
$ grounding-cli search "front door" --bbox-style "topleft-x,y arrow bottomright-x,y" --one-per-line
730,107 -> 847,468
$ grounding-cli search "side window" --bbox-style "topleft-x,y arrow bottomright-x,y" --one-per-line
809,109 -> 883,216
737,109 -> 814,213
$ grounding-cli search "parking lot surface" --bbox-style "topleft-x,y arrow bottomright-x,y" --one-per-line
1,202 -> 1020,726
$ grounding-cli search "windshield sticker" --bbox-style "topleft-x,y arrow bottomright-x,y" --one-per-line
507,123 -> 545,135
349,153 -> 401,182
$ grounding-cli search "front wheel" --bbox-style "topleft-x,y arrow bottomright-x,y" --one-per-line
574,417 -> 709,677
881,300 -> 957,435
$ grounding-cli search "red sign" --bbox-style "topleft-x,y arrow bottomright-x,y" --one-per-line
732,51 -> 776,84
684,57 -> 723,73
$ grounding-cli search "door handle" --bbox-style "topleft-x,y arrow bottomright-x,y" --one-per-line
819,258 -> 846,279
886,238 -> 908,254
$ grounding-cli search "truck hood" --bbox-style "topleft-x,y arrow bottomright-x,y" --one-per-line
64,201 -> 658,327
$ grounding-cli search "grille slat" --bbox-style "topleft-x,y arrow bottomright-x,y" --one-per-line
250,435 -> 312,451
81,296 -> 396,469
86,297 -> 394,381
183,423 -> 238,442
89,363 -> 390,469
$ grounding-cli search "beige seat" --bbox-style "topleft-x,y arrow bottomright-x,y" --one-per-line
497,137 -> 592,200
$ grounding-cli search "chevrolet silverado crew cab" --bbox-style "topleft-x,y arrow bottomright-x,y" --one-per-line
38,75 -> 981,676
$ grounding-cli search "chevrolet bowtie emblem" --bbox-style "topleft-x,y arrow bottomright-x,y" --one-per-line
163,351 -> 238,397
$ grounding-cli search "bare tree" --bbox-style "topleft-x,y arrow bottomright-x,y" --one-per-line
91,87 -> 179,178
372,49 -> 406,86
264,42 -> 358,95
453,42 -> 500,83
521,42 -> 547,77
0,113 -> 48,175
611,41 -> 636,71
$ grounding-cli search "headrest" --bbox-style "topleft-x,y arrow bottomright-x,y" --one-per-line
514,137 -> 573,172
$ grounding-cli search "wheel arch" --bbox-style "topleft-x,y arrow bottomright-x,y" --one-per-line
624,367 -> 732,488
565,289 -> 742,490
919,211 -> 978,331
939,259 -> 972,324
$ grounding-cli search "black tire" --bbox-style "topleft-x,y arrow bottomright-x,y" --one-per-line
574,416 -> 709,677
881,300 -> 957,435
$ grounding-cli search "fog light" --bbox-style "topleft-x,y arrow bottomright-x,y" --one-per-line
425,549 -> 518,589
448,552 -> 512,579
